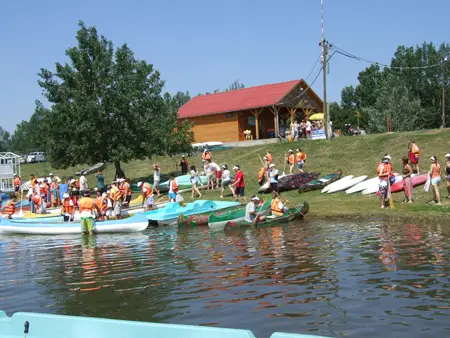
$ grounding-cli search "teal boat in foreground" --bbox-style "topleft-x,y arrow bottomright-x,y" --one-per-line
144,200 -> 240,226
0,311 -> 327,338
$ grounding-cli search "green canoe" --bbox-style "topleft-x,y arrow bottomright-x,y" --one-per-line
223,201 -> 309,231
297,170 -> 342,193
177,203 -> 245,228
208,198 -> 272,231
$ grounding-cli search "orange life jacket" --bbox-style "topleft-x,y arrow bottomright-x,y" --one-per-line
170,180 -> 179,192
5,200 -> 15,216
110,186 -> 123,202
271,198 -> 284,216
202,152 -> 211,160
258,167 -> 266,181
377,163 -> 392,180
288,154 -> 295,164
32,194 -> 42,205
14,177 -> 20,187
79,197 -> 95,213
411,143 -> 421,156
142,183 -> 153,199
62,199 -> 74,214
95,196 -> 103,209
266,153 -> 272,163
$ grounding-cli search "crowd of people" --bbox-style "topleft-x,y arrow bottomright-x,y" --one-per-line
376,140 -> 450,208
287,119 -> 324,141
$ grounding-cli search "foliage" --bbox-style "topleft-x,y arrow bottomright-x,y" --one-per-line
331,42 -> 450,133
0,127 -> 11,152
34,21 -> 192,177
197,80 -> 245,96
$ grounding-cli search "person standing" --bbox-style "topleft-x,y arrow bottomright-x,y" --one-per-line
306,120 -> 312,140
445,153 -> 450,199
110,181 -> 123,218
4,194 -> 18,219
153,164 -> 161,197
265,150 -> 272,164
168,174 -> 179,202
210,161 -> 222,189
202,149 -> 212,165
296,148 -> 307,173
79,171 -> 88,196
428,156 -> 441,205
402,157 -> 413,203
269,163 -> 279,193
13,174 -> 21,197
180,155 -> 189,175
121,178 -> 131,208
231,165 -> 245,202
137,181 -> 154,210
190,165 -> 203,199
258,164 -> 268,186
60,193 -> 75,222
204,159 -> 214,190
408,140 -> 421,173
293,120 -> 300,141
50,178 -> 59,207
377,156 -> 393,209
96,170 -> 105,193
49,173 -> 62,184
220,164 -> 233,198
79,191 -> 101,235
287,150 -> 295,174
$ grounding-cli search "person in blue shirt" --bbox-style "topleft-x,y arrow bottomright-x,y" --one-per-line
269,163 -> 279,193
96,170 -> 105,193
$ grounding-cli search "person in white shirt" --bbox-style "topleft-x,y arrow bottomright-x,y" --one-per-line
220,164 -> 234,198
244,195 -> 266,223
79,172 -> 88,194
49,173 -> 62,184
204,159 -> 214,190
210,161 -> 221,189
153,164 -> 161,197
306,120 -> 312,140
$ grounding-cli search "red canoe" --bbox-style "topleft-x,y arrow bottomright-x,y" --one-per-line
390,174 -> 428,193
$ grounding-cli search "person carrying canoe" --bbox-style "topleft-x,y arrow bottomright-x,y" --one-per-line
168,174 -> 179,202
270,191 -> 287,217
296,149 -> 307,173
4,193 -> 18,219
231,165 -> 246,202
137,181 -> 154,210
180,155 -> 189,175
79,191 -> 101,235
408,140 -> 421,173
110,181 -> 123,219
245,195 -> 266,223
269,163 -> 279,193
220,164 -> 233,198
61,193 -> 75,222
153,164 -> 161,197
287,149 -> 295,174
377,155 -> 393,209
265,150 -> 272,164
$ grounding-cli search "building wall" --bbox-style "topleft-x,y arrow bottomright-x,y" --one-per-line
186,112 -> 239,143
238,109 -> 276,141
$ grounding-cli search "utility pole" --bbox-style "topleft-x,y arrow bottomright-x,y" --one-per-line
320,0 -> 330,139
442,56 -> 447,129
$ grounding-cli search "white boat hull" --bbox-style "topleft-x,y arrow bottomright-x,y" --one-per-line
321,175 -> 353,193
346,177 -> 379,194
327,176 -> 368,194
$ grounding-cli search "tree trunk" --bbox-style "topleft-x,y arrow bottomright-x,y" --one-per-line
114,161 -> 125,179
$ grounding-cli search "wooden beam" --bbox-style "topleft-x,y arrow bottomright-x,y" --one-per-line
287,107 -> 297,124
270,106 -> 279,137
250,109 -> 263,140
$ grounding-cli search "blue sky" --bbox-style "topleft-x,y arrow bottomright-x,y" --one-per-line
0,0 -> 449,132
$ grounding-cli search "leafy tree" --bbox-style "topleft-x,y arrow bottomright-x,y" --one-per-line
227,80 -> 245,91
36,21 -> 192,178
0,127 -> 11,152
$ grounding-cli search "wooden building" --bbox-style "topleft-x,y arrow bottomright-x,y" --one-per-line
177,79 -> 323,143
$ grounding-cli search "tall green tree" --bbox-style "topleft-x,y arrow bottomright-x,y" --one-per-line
0,127 -> 11,152
37,21 -> 192,177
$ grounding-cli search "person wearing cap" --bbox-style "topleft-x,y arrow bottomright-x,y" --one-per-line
180,155 -> 189,175
220,164 -> 232,198
110,181 -> 123,218
79,171 -> 88,196
79,191 -> 101,234
245,195 -> 265,223
265,150 -> 272,164
269,163 -> 279,193
153,164 -> 161,197
258,162 -> 268,186
428,156 -> 441,205
210,161 -> 222,189
408,140 -> 421,173
189,165 -> 203,199
201,148 -> 212,164
230,165 -> 245,201
445,153 -> 450,199
377,155 -> 393,209
270,191 -> 287,217
49,173 -> 62,184
13,174 -> 21,196
287,150 -> 295,174
296,149 -> 307,173
96,170 -> 105,193
137,181 -> 155,210
61,193 -> 75,222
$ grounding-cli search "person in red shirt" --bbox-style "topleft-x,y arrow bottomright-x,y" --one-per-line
230,165 -> 246,202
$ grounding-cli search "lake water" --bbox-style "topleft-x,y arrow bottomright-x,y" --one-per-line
1,219 -> 449,337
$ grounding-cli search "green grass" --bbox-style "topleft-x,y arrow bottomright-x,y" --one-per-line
21,128 -> 450,221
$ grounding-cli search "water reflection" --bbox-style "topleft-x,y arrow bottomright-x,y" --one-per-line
0,219 -> 450,337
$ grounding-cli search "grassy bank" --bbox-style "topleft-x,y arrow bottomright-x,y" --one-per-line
21,128 -> 450,221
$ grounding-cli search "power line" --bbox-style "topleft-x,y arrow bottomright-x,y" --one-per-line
331,43 -> 444,70
304,55 -> 322,82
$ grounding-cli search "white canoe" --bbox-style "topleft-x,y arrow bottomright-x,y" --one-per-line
327,175 -> 368,194
0,213 -> 150,235
346,177 -> 379,194
321,175 -> 354,193
361,175 -> 404,195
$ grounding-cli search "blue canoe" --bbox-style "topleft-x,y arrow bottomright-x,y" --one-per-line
144,200 -> 239,226
0,213 -> 150,235
0,310 -> 327,338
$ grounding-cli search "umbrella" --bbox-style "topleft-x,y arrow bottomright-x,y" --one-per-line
308,113 -> 324,121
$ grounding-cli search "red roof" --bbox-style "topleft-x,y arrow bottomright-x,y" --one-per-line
177,80 -> 301,118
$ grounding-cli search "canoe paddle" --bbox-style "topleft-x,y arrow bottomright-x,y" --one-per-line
252,197 -> 268,227
388,178 -> 395,209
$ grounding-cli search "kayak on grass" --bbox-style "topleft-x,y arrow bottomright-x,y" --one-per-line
224,201 -> 309,231
374,173 -> 428,195
208,198 -> 272,231
177,203 -> 245,228
327,175 -> 368,194
258,172 -> 320,194
297,170 -> 342,193
321,175 -> 354,193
